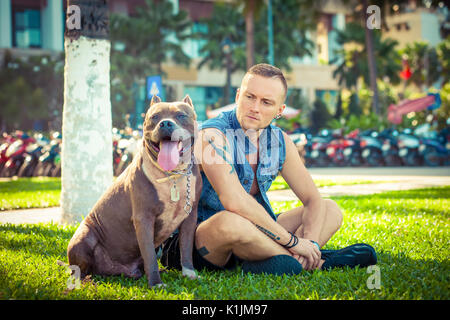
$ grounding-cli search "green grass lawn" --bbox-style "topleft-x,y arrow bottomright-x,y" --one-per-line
0,177 -> 395,210
0,177 -> 61,210
0,183 -> 448,300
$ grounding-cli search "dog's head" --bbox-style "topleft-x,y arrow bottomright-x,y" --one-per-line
143,95 -> 197,171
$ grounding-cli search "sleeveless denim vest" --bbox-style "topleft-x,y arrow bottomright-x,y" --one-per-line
197,109 -> 286,223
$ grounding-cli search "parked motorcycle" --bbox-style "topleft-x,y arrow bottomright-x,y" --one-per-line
17,133 -> 49,177
114,130 -> 141,176
305,129 -> 333,167
380,128 -> 402,166
33,132 -> 61,177
360,130 -> 385,167
397,128 -> 423,166
418,127 -> 450,166
0,132 -> 35,177
0,133 -> 17,174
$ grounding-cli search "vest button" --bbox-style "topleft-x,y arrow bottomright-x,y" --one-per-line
243,179 -> 249,185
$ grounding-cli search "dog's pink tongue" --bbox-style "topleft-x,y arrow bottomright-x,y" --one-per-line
157,141 -> 180,171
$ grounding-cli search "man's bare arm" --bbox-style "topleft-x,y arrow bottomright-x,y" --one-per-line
280,132 -> 326,243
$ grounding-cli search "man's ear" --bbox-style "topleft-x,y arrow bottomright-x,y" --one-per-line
183,94 -> 194,108
150,95 -> 162,107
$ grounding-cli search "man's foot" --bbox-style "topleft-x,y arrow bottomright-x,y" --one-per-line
242,254 -> 303,276
321,243 -> 377,270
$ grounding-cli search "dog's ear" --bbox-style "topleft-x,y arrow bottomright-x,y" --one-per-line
182,94 -> 194,108
150,95 -> 162,107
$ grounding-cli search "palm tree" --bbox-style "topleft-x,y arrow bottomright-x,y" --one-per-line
61,0 -> 113,223
332,23 -> 401,90
240,0 -> 265,70
401,41 -> 441,90
197,3 -> 246,105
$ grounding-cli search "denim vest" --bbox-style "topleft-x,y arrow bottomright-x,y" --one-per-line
197,109 -> 286,223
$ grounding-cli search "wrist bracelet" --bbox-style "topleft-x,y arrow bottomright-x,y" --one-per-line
284,232 -> 298,249
310,240 -> 320,250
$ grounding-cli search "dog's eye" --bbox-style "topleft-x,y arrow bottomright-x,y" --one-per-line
176,113 -> 187,120
151,114 -> 160,121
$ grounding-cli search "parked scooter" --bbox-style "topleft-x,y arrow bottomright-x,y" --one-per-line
33,132 -> 61,176
397,126 -> 427,166
114,129 -> 141,176
360,130 -> 385,167
418,126 -> 450,166
0,132 -> 35,177
0,133 -> 17,173
380,128 -> 402,166
17,133 -> 49,177
306,129 -> 333,167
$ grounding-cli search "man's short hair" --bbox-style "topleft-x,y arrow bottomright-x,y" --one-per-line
246,63 -> 287,100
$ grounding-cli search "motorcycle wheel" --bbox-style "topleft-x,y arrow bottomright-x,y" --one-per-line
316,153 -> 329,167
405,151 -> 423,166
366,149 -> 384,167
51,163 -> 61,177
18,161 -> 35,177
423,147 -> 442,167
34,162 -> 54,177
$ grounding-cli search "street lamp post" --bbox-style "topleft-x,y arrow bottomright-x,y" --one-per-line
267,0 -> 274,65
221,38 -> 232,105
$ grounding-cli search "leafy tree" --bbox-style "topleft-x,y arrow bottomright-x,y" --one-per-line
310,99 -> 332,133
197,0 -> 316,105
436,37 -> 450,87
109,0 -> 192,126
332,23 -> 402,90
0,50 -> 63,132
400,41 -> 441,90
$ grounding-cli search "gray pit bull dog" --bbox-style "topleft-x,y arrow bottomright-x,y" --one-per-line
67,95 -> 202,287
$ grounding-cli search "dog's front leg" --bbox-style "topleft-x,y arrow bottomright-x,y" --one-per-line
178,205 -> 198,279
133,213 -> 163,287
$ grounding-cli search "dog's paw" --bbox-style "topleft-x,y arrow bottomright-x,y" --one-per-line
151,282 -> 167,289
182,266 -> 199,279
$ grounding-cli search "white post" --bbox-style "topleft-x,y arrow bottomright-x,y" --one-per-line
61,1 -> 113,224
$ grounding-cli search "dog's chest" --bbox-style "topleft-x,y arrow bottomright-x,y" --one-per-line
153,175 -> 196,244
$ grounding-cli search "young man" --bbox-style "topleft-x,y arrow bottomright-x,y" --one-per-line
161,64 -> 376,274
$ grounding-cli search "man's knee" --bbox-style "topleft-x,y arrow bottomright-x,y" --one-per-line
324,199 -> 343,230
210,211 -> 255,244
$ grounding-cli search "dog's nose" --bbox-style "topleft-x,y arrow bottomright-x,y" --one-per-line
159,120 -> 174,128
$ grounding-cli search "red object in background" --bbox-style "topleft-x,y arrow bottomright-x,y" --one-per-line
400,60 -> 412,80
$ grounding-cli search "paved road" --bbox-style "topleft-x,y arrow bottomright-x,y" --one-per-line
0,167 -> 448,225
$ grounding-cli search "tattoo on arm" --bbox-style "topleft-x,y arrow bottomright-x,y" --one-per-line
207,137 -> 235,174
255,224 -> 281,241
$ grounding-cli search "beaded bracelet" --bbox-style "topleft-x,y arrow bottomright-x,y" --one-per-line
283,232 -> 298,249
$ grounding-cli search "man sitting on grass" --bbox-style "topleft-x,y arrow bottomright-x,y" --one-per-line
161,64 -> 376,274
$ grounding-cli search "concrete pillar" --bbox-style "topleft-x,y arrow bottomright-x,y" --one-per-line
0,0 -> 12,48
41,0 -> 64,51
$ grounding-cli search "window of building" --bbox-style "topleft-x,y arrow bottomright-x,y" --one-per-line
12,8 -> 42,48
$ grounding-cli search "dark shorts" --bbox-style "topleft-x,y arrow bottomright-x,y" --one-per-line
160,231 -> 241,272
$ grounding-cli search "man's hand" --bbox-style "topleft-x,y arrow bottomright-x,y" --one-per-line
289,238 -> 321,270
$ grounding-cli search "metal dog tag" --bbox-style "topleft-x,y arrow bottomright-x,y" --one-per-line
170,184 -> 180,202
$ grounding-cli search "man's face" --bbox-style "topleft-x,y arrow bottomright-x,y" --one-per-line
235,74 -> 286,131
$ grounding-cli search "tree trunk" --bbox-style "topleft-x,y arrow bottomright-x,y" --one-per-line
245,0 -> 255,70
361,0 -> 380,115
61,0 -> 113,224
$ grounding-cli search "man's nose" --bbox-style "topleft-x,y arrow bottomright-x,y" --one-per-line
249,100 -> 261,113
